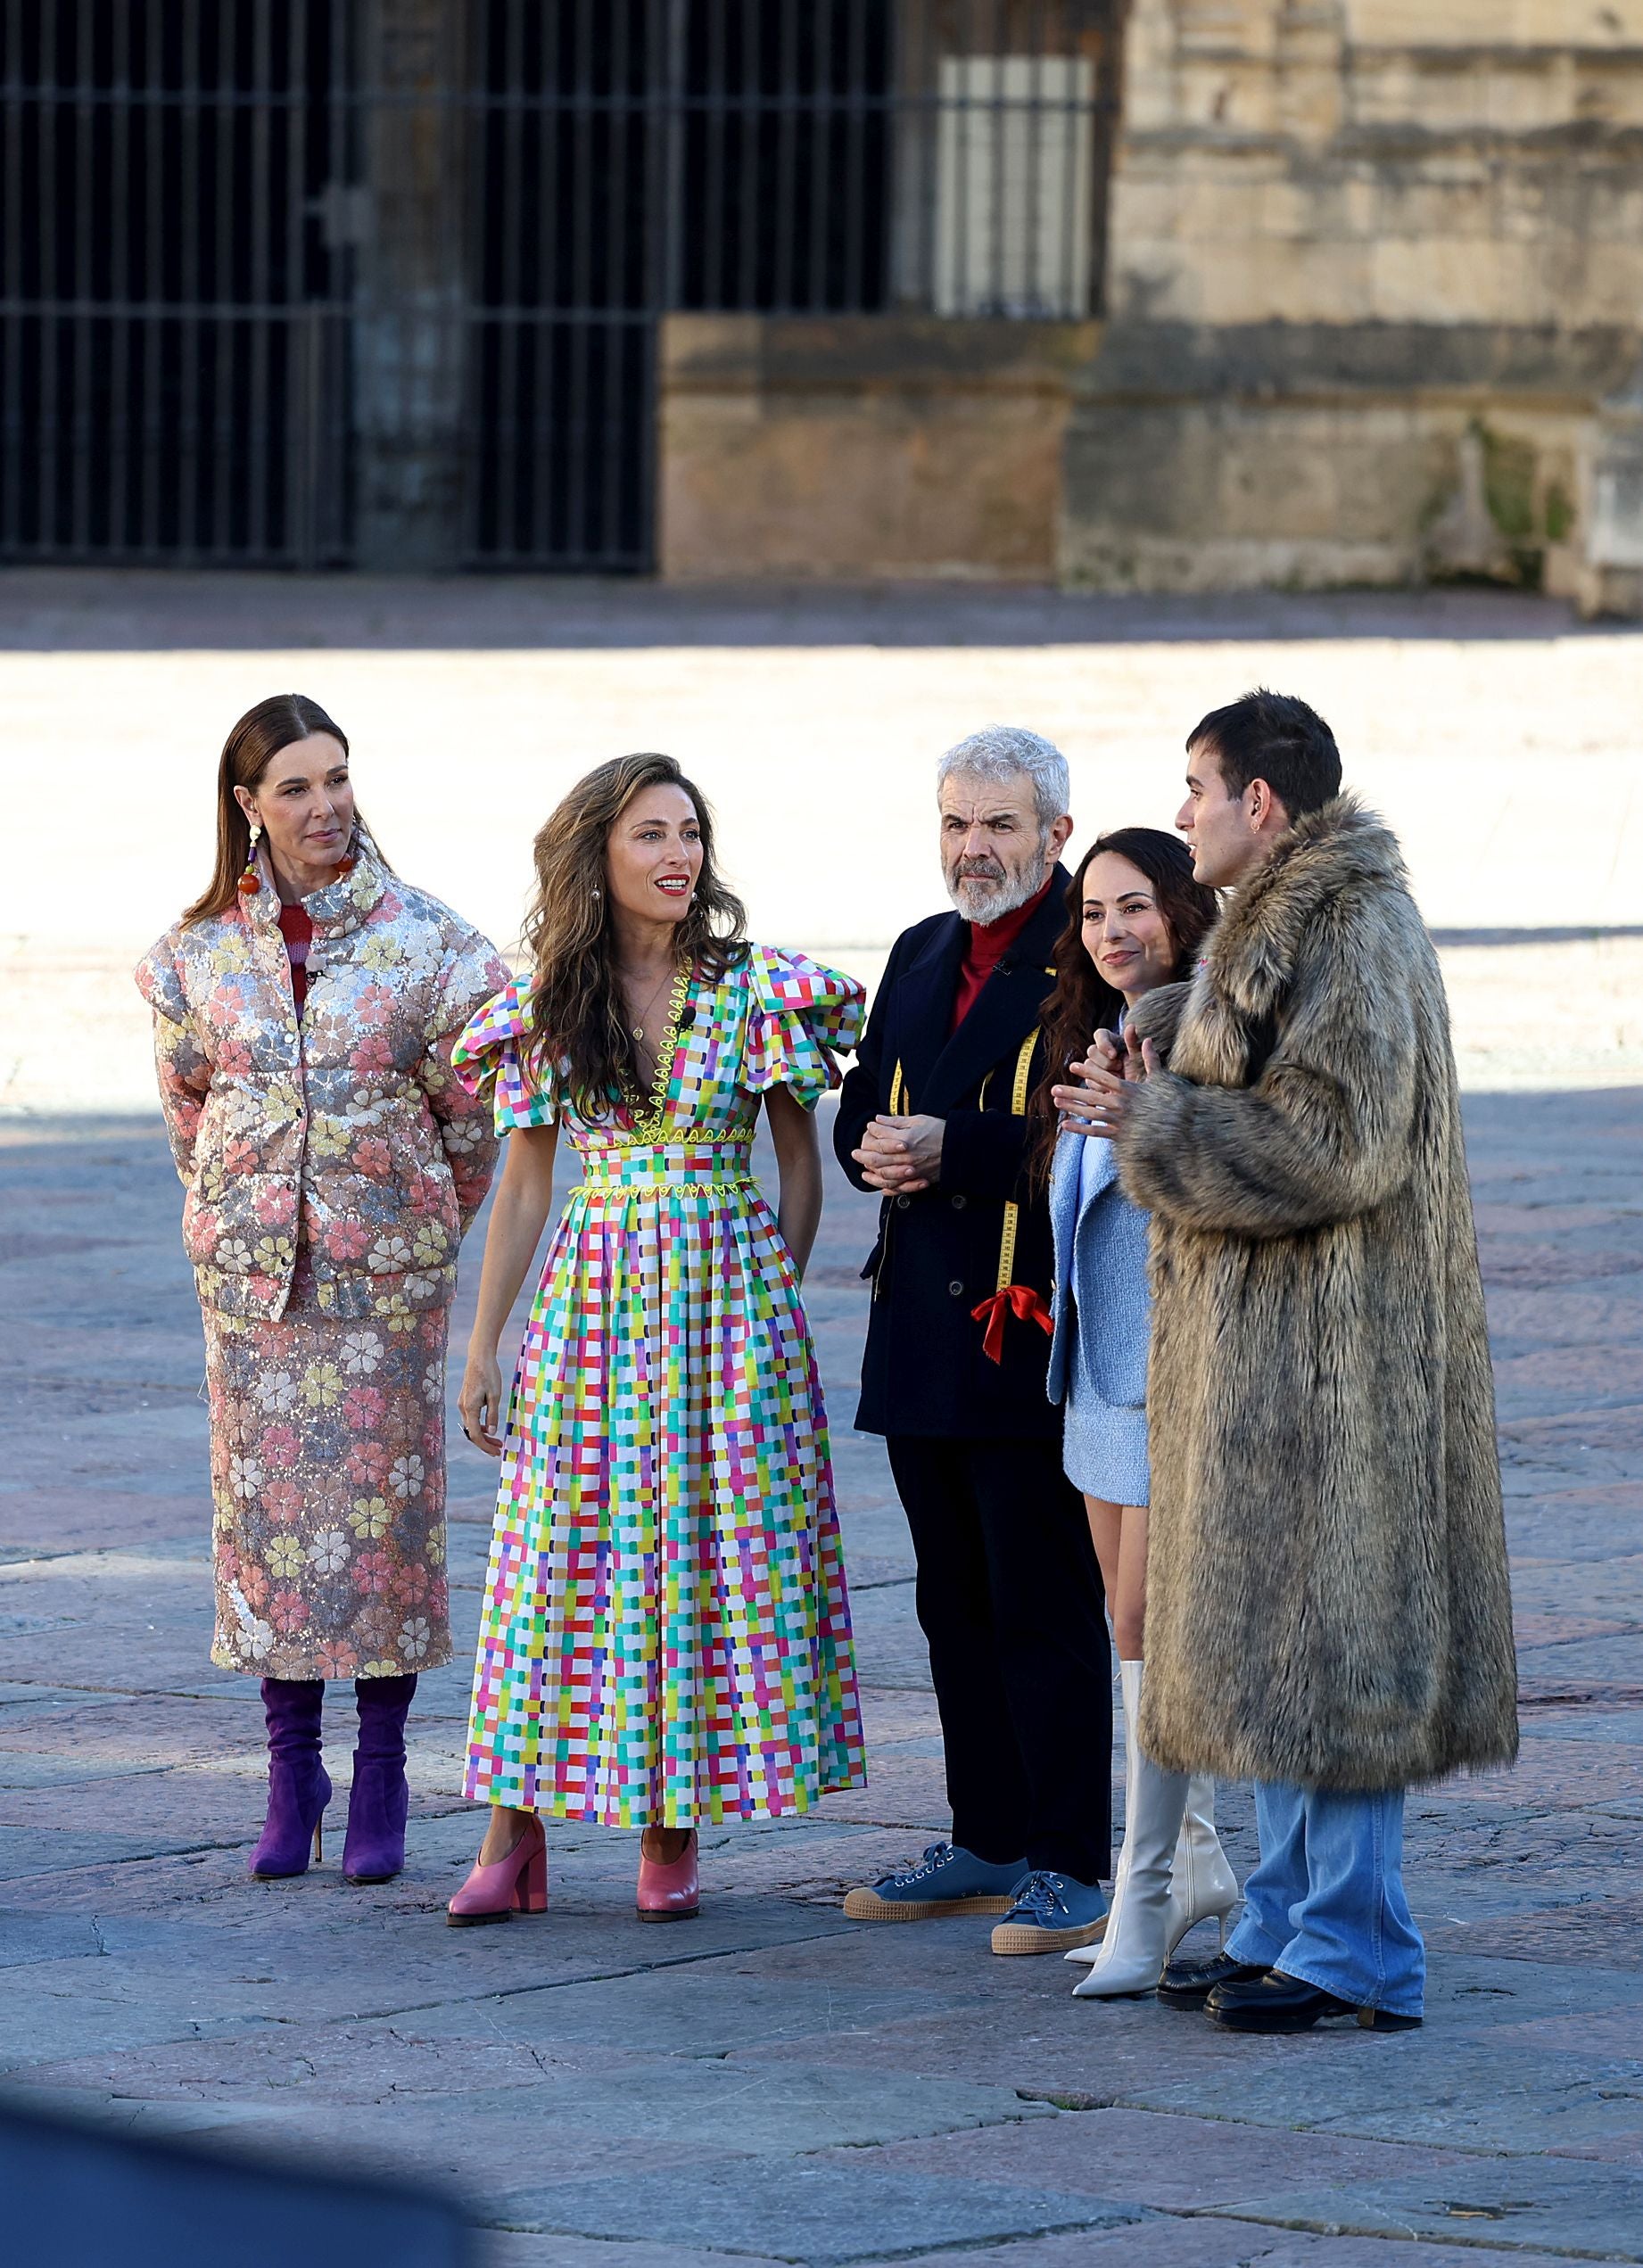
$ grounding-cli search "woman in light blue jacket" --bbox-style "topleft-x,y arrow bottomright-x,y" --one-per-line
1036,829 -> 1237,1998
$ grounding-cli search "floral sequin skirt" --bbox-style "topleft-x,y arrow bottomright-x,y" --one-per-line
202,1255 -> 452,1679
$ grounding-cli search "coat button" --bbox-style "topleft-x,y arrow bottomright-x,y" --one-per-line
895,1194 -> 912,1210
951,1194 -> 967,1210
948,1279 -> 964,1298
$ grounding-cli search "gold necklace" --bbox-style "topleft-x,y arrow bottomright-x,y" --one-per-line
624,964 -> 675,1043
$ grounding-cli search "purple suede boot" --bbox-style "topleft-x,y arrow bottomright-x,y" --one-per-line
343,1673 -> 417,1885
249,1678 -> 330,1879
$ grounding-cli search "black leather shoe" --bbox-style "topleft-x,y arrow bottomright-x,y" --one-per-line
1156,1950 -> 1267,2009
1206,1968 -> 1423,2033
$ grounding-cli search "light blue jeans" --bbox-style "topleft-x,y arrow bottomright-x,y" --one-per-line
1226,1782 -> 1425,2017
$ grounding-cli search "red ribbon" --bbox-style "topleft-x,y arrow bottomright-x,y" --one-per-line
970,1282 -> 1054,1365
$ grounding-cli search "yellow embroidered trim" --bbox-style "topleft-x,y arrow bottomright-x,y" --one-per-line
567,1176 -> 754,1200
600,960 -> 693,1149
888,1060 -> 905,1115
579,1129 -> 749,1158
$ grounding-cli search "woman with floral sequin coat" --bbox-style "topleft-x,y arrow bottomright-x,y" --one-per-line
136,694 -> 508,1889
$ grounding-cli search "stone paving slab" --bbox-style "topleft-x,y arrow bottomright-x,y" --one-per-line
810,2108 -> 1477,2212
813,2241 -> 1622,2268
491,2161 -> 1146,2264
1201,2164 -> 1643,2264
1120,2040 -> 1643,2157
484,2241 -> 786,2268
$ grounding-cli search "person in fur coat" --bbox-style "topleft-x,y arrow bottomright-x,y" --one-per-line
1075,688 -> 1517,2033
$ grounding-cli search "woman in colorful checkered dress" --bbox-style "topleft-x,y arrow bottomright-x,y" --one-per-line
445,753 -> 867,1925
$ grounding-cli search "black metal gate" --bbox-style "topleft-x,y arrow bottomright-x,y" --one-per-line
1,1 -> 1119,573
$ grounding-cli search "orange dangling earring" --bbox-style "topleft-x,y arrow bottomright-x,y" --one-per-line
238,821 -> 263,898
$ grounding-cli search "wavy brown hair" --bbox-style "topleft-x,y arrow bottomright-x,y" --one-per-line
183,693 -> 385,925
521,752 -> 748,1119
1028,827 -> 1219,1184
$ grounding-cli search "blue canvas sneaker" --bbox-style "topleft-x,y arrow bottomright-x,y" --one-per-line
990,1868 -> 1109,1955
843,1842 -> 1028,1921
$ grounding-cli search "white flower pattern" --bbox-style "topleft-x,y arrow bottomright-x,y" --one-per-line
137,845 -> 506,1679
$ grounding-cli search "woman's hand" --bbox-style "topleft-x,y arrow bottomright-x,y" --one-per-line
1052,1031 -> 1126,1138
458,1348 -> 506,1456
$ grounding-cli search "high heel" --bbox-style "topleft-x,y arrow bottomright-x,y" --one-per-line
1065,1768 -> 1240,1967
447,1813 -> 548,1926
343,1672 -> 417,1885
636,1827 -> 699,1922
1073,1659 -> 1189,1999
250,1678 -> 331,1881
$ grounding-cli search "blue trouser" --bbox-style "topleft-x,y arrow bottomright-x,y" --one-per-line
1226,1782 -> 1425,2017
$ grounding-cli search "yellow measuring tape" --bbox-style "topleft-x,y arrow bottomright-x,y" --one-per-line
887,1025 -> 1038,1296
992,1027 -> 1039,1296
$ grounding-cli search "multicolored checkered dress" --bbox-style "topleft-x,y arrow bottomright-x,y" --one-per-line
450,945 -> 868,1827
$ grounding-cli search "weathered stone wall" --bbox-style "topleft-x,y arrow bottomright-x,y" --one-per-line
1067,0 -> 1643,603
658,316 -> 1097,581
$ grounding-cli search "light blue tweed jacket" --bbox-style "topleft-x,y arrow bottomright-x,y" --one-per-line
1045,1125 -> 1152,1423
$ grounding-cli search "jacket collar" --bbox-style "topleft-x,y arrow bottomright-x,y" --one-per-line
1207,796 -> 1406,1019
896,866 -> 1069,1117
242,829 -> 390,943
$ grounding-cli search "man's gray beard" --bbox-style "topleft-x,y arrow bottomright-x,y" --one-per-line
946,858 -> 1046,926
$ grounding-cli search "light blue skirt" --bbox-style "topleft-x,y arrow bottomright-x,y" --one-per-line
1061,1306 -> 1150,1508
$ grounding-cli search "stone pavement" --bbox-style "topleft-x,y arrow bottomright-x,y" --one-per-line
2,1076 -> 1640,2267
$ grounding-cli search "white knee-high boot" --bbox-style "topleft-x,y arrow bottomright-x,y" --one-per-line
1167,1774 -> 1241,1952
1067,1740 -> 1241,1970
1064,1648 -> 1141,1969
1072,1658 -> 1189,1998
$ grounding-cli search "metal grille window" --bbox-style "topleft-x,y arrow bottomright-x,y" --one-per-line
934,56 -> 1095,318
1,0 -> 1119,573
0,1 -> 351,565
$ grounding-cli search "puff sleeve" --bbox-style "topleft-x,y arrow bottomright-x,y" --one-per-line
739,945 -> 867,1113
450,980 -> 559,1133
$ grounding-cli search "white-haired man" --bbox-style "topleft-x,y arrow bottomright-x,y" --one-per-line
835,726 -> 1113,1955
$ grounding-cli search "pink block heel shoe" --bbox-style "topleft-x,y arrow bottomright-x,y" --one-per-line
446,1814 -> 548,1927
637,1828 -> 699,1923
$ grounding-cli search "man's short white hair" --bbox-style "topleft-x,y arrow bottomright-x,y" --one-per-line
936,724 -> 1070,833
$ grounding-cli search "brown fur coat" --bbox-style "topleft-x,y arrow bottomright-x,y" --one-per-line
1120,796 -> 1518,1790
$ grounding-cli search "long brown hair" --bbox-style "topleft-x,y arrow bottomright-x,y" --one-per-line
1028,827 -> 1218,1184
183,693 -> 382,925
521,752 -> 748,1119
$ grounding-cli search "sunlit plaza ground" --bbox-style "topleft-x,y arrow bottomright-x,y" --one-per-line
1,573 -> 1640,2264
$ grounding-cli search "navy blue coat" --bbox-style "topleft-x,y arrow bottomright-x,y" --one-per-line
834,875 -> 1070,1441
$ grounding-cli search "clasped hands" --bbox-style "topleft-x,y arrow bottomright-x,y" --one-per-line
1050,1026 -> 1160,1142
854,1112 -> 945,1195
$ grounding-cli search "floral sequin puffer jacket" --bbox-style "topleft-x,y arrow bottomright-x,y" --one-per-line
136,842 -> 509,1323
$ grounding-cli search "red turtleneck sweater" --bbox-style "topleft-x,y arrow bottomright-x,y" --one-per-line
950,874 -> 1054,1034
277,901 -> 314,1012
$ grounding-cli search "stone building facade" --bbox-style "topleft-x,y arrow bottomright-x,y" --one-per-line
663,2 -> 1643,610
9,1 -> 1640,604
